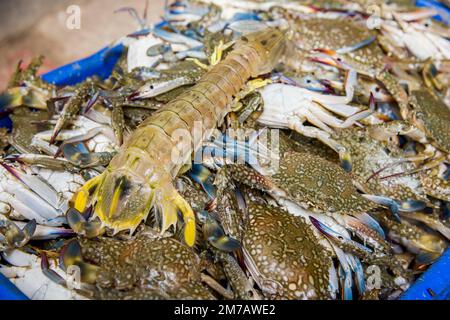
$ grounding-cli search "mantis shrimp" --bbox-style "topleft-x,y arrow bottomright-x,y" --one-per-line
71,28 -> 288,246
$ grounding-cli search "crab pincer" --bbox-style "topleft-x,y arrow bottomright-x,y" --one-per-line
0,219 -> 36,250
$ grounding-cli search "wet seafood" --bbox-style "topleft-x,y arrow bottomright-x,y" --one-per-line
0,0 -> 448,301
72,28 -> 288,246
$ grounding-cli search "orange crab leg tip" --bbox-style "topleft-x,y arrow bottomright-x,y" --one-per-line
313,48 -> 336,56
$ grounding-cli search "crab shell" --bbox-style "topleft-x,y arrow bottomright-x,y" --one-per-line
334,126 -> 434,205
271,150 -> 378,215
79,230 -> 215,300
242,202 -> 336,300
409,90 -> 450,154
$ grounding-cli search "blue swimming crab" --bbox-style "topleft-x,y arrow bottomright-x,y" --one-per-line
313,123 -> 450,207
1,56 -> 55,111
374,210 -> 448,268
40,225 -> 239,300
207,178 -> 339,300
200,131 -> 404,299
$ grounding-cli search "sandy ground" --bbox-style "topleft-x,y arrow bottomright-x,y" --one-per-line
0,0 -> 165,89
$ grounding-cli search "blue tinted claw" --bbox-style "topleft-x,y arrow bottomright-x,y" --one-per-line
66,208 -> 104,238
188,164 -> 216,199
203,215 -> 241,252
309,216 -> 373,254
337,253 -> 353,300
397,200 -> 427,213
348,255 -> 366,295
355,212 -> 386,239
362,195 -> 401,222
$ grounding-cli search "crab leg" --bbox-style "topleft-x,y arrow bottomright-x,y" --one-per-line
1,163 -> 66,214
61,143 -> 115,169
286,122 -> 352,172
0,165 -> 67,225
202,214 -> 241,252
201,274 -> 234,299
5,154 -> 78,172
30,137 -> 59,156
400,212 -> 450,241
13,221 -> 74,240
290,107 -> 335,133
362,195 -> 401,222
50,81 -> 97,144
0,218 -> 36,249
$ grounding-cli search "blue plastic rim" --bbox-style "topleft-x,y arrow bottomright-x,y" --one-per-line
0,1 -> 449,301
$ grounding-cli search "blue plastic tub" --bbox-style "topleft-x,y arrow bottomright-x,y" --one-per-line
0,1 -> 449,301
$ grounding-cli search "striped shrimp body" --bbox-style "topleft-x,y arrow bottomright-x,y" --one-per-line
71,29 -> 287,246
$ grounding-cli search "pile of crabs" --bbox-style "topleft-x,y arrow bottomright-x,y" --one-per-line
0,0 -> 449,300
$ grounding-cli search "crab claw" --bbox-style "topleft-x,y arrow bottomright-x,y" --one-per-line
188,164 -> 216,199
353,212 -> 386,239
0,219 -> 36,249
1,86 -> 48,110
0,162 -> 64,213
66,208 -> 104,238
60,240 -> 99,285
41,253 -> 67,286
400,212 -> 450,241
62,143 -> 113,168
82,91 -> 99,114
339,150 -> 352,173
341,215 -> 389,252
309,216 -> 373,255
362,194 -> 401,222
202,215 -> 241,252
397,199 -> 427,213
50,83 -> 97,144
214,165 -> 289,201
5,154 -> 77,172
15,222 -> 75,240
129,79 -> 180,100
